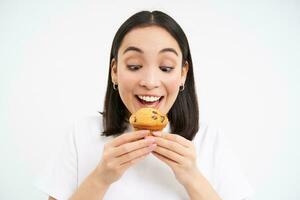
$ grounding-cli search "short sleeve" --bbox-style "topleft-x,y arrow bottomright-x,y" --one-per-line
35,123 -> 78,200
214,128 -> 254,200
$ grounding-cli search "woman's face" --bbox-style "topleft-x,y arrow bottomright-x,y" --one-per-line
111,25 -> 188,115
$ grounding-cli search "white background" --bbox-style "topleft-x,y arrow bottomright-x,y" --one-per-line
0,0 -> 299,199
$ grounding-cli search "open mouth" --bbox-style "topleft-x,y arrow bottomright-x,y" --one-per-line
135,95 -> 164,106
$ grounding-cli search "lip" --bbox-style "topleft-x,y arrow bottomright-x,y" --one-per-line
134,95 -> 164,109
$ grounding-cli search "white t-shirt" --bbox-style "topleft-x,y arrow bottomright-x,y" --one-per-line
36,115 -> 254,200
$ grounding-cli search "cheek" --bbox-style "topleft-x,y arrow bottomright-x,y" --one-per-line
161,75 -> 181,114
165,75 -> 181,94
117,69 -> 137,97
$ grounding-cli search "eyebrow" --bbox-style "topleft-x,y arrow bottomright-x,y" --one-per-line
123,46 -> 178,56
159,48 -> 178,56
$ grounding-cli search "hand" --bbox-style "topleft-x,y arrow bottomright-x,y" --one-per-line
151,131 -> 200,187
95,130 -> 157,186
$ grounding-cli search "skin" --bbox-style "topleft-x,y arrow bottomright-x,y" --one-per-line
50,25 -> 220,200
111,25 -> 188,115
151,131 -> 221,200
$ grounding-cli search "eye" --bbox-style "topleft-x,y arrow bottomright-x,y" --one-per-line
127,64 -> 142,71
160,66 -> 174,73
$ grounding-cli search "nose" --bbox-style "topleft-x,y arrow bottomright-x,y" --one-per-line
139,68 -> 161,90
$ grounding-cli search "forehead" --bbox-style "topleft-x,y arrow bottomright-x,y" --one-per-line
118,26 -> 182,56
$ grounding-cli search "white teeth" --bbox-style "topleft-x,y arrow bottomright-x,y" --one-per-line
138,95 -> 161,102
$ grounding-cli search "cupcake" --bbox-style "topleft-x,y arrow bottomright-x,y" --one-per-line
129,108 -> 168,131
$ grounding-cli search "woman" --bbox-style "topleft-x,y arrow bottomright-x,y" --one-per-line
37,10 -> 253,200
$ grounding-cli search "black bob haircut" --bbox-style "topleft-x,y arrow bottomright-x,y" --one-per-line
101,10 -> 199,140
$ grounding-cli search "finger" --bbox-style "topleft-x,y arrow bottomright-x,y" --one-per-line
116,144 -> 157,165
152,152 -> 178,167
152,146 -> 184,164
155,137 -> 188,156
152,131 -> 191,148
119,154 -> 147,171
111,130 -> 150,147
112,137 -> 156,157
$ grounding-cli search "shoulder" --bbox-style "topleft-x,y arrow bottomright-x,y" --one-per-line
71,113 -> 103,136
192,121 -> 223,147
70,113 -> 110,147
192,121 -> 229,168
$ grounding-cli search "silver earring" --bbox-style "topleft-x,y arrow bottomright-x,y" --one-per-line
113,82 -> 118,91
179,84 -> 185,92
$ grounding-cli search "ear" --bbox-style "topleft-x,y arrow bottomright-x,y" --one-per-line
181,61 -> 189,85
111,58 -> 118,84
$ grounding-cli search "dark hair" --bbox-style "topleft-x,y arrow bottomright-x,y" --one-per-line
101,10 -> 199,140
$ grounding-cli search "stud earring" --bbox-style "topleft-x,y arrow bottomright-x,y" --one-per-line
113,82 -> 118,91
179,84 -> 185,92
